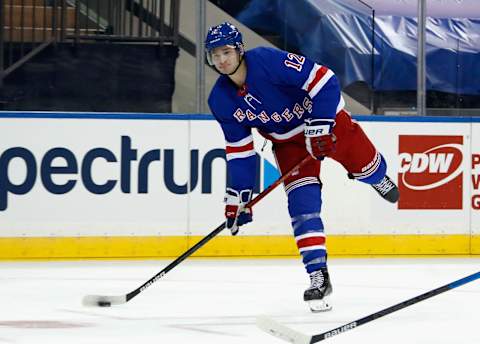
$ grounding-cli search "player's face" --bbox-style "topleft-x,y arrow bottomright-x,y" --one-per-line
210,46 -> 240,74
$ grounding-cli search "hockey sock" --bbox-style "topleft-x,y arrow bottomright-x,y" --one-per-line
288,184 -> 327,273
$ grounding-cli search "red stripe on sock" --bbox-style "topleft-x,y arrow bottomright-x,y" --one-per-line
297,236 -> 326,248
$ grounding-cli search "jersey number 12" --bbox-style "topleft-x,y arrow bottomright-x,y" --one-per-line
284,53 -> 305,72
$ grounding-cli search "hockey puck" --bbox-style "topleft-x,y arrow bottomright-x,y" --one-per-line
98,301 -> 111,307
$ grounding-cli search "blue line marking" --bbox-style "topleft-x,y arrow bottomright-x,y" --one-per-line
353,115 -> 480,123
0,112 -> 479,123
0,112 -> 214,120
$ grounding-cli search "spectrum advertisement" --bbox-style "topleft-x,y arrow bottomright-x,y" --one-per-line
0,113 -> 478,257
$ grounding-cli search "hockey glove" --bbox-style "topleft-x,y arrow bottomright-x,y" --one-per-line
304,118 -> 336,160
224,188 -> 253,236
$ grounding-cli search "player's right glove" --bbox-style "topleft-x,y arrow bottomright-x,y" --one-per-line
304,118 -> 336,160
224,188 -> 253,236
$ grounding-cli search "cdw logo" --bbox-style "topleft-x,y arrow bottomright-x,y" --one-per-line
398,135 -> 463,209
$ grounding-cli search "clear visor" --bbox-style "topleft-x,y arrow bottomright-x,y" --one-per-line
206,44 -> 244,66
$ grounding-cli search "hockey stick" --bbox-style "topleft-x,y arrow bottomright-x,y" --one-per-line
257,271 -> 480,344
82,154 -> 313,307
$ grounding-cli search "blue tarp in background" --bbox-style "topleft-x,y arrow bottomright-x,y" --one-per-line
236,0 -> 480,95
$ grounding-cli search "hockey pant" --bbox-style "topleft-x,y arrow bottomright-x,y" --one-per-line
271,110 -> 387,273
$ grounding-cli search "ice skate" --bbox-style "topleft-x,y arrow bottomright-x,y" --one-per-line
371,175 -> 399,203
304,268 -> 332,312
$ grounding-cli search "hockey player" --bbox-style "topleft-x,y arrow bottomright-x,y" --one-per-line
205,22 -> 399,312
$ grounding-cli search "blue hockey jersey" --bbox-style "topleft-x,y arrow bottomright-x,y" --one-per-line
208,46 -> 345,192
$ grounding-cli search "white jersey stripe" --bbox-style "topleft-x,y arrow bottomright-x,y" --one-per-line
301,64 -> 322,91
226,150 -> 256,161
226,135 -> 253,147
308,69 -> 334,98
267,123 -> 305,141
259,96 -> 346,145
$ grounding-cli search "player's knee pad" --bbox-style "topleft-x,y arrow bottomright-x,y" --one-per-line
348,152 -> 387,185
287,184 -> 327,272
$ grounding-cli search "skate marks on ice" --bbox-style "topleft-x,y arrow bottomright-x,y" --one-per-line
60,310 -> 255,337
0,320 -> 93,329
1,259 -> 479,344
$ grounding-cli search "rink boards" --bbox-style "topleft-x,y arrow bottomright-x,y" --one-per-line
0,112 -> 479,258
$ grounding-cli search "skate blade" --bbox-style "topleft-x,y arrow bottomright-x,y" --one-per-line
307,297 -> 332,312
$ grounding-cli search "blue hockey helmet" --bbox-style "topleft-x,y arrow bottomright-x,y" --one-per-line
205,22 -> 244,65
205,22 -> 243,51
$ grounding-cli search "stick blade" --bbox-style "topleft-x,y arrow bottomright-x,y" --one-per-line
256,316 -> 312,344
82,294 -> 127,307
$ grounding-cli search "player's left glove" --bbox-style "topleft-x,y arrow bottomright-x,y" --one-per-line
224,188 -> 253,236
304,118 -> 336,160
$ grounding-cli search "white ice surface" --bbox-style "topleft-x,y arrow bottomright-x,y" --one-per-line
0,257 -> 479,344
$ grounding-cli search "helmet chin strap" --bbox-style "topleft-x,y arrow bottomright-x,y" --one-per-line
227,54 -> 244,76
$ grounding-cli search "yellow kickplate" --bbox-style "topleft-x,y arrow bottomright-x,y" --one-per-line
0,234 -> 477,260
